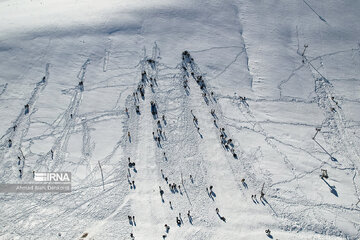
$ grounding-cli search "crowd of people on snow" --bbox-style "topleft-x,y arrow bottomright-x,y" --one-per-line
123,51 -> 275,239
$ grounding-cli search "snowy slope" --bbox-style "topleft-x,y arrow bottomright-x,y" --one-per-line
0,0 -> 360,239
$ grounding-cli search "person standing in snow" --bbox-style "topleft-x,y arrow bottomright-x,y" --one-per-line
165,224 -> 170,232
159,186 -> 164,197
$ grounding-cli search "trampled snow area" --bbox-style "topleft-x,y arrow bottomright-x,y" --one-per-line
0,0 -> 360,239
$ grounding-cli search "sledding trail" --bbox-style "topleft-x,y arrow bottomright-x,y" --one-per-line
0,64 -> 50,181
126,44 -> 167,239
150,55 -> 218,239
175,52 -> 278,238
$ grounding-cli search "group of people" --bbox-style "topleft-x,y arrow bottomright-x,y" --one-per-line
219,127 -> 237,158
127,157 -> 136,189
152,114 -> 166,148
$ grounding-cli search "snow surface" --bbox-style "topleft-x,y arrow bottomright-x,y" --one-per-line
0,0 -> 360,239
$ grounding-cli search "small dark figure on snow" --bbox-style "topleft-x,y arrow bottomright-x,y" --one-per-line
24,104 -> 30,114
165,224 -> 170,233
176,217 -> 181,226
260,191 -> 265,200
159,186 -> 164,196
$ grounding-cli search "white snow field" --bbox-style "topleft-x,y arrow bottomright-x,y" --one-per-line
0,0 -> 360,239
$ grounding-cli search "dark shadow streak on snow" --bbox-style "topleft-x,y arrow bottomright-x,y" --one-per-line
302,0 -> 328,24
321,178 -> 338,197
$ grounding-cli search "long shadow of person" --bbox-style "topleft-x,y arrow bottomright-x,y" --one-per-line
322,178 -> 338,197
216,212 -> 226,222
188,216 -> 193,225
211,191 -> 216,198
